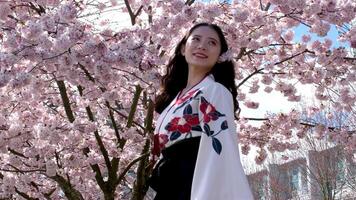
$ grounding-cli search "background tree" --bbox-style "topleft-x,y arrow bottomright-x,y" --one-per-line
0,0 -> 355,199
245,108 -> 356,200
297,108 -> 356,200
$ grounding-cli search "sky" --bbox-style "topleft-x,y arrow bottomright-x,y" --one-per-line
240,23 -> 350,119
294,24 -> 349,49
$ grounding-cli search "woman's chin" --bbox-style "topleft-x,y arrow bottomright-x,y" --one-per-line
188,64 -> 213,72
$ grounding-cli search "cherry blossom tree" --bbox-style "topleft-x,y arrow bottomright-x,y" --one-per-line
0,0 -> 355,199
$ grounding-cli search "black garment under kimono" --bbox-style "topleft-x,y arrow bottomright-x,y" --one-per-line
148,137 -> 201,200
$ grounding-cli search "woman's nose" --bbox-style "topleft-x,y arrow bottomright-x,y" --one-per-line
197,42 -> 207,50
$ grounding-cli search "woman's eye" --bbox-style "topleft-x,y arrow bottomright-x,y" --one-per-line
192,37 -> 199,41
209,41 -> 217,46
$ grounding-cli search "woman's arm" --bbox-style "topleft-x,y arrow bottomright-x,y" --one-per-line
191,83 -> 254,200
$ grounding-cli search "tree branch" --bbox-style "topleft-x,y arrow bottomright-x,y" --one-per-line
90,163 -> 106,191
51,175 -> 84,200
8,148 -> 28,158
273,49 -> 308,66
15,187 -> 39,200
94,129 -> 112,172
116,153 -> 150,185
56,80 -> 75,123
130,139 -> 151,200
123,0 -> 142,25
236,68 -> 264,89
0,167 -> 45,173
127,85 -> 142,128
105,101 -> 121,143
185,0 -> 195,6
77,86 -> 113,177
144,99 -> 154,136
107,103 -> 146,131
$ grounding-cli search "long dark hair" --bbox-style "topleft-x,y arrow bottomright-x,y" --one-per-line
155,22 -> 239,114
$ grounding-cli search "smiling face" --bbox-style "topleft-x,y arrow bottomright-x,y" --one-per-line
181,26 -> 222,73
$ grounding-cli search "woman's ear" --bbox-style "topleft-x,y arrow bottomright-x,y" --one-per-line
180,44 -> 185,56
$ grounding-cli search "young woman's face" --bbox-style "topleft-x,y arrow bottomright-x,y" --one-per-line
181,26 -> 222,72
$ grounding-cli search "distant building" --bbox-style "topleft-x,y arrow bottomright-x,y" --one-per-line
247,146 -> 356,200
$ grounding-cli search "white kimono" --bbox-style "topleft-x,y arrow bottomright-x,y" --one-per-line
152,74 -> 254,200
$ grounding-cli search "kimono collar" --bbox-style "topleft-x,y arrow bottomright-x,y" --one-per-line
183,74 -> 214,94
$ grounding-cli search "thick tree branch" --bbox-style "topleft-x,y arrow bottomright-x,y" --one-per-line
185,0 -> 195,6
108,157 -> 119,186
107,103 -> 146,131
105,101 -> 121,142
130,139 -> 151,200
144,99 -> 154,136
135,5 -> 144,19
127,85 -> 142,128
15,187 -> 39,200
29,2 -> 46,16
8,148 -> 28,158
51,175 -> 84,200
77,85 -> 113,179
123,0 -> 143,25
242,117 -> 269,121
94,129 -> 112,172
148,6 -> 152,24
78,63 -> 95,82
43,188 -> 56,200
90,163 -> 106,191
56,80 -> 75,123
264,2 -> 271,11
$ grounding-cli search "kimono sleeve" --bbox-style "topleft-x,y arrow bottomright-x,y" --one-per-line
191,84 -> 254,200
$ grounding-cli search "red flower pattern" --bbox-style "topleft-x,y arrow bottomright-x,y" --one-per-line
152,134 -> 169,156
152,91 -> 228,156
165,113 -> 199,133
200,96 -> 225,123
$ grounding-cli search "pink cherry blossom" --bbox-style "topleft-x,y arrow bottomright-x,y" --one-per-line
249,80 -> 259,93
302,34 -> 311,43
22,21 -> 43,40
255,149 -> 267,164
241,145 -> 250,155
0,3 -> 11,21
244,101 -> 260,109
233,9 -> 249,22
289,0 -> 305,9
264,86 -> 273,93
237,92 -> 246,101
0,73 -> 10,88
283,30 -> 294,42
59,3 -> 77,22
261,75 -> 273,85
310,20 -> 331,37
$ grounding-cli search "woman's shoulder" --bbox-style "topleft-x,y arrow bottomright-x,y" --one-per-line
200,76 -> 232,98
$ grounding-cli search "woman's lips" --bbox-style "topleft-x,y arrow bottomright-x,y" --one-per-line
193,53 -> 208,58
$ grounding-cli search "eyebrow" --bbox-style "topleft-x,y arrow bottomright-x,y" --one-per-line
191,35 -> 219,43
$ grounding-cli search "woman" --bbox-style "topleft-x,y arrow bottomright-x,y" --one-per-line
149,23 -> 254,200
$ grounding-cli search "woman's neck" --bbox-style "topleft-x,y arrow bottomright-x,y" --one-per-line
185,68 -> 208,89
